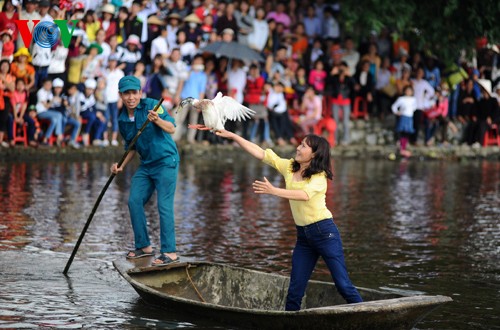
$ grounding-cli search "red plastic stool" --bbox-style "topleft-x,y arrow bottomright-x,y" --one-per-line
351,96 -> 368,119
314,117 -> 336,147
12,121 -> 28,147
483,124 -> 500,146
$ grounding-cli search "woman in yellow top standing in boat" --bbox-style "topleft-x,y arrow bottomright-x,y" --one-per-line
215,130 -> 363,311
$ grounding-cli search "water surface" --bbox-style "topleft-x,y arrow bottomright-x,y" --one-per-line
0,157 -> 499,329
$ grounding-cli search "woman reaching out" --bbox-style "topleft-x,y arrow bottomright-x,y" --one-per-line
215,130 -> 363,311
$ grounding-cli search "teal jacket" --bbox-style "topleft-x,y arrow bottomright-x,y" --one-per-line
118,98 -> 179,166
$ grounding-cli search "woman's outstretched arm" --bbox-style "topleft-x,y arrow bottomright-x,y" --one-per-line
216,129 -> 265,160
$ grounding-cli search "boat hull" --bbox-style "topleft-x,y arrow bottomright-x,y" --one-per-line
114,259 -> 452,330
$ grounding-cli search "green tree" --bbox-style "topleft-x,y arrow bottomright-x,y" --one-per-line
341,0 -> 500,63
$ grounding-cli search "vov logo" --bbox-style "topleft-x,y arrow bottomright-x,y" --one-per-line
15,20 -> 78,48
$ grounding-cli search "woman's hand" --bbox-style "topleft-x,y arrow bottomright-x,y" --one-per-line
252,177 -> 275,195
215,129 -> 236,140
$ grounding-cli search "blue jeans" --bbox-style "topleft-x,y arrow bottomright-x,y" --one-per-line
38,110 -> 63,138
106,102 -> 119,133
63,116 -> 81,142
286,218 -> 363,311
128,161 -> 178,253
249,119 -> 271,142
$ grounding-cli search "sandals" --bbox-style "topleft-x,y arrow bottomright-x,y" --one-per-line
152,254 -> 180,267
126,248 -> 155,259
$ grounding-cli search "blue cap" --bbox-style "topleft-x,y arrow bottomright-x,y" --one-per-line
118,76 -> 141,92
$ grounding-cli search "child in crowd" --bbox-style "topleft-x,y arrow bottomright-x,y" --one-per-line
392,85 -> 417,157
117,34 -> 142,75
9,78 -> 35,146
36,78 -> 64,146
94,78 -> 108,146
0,30 -> 15,62
104,54 -> 124,146
52,78 -> 81,148
28,105 -> 42,142
423,83 -> 458,145
133,62 -> 147,91
0,68 -> 9,147
246,65 -> 272,146
9,78 -> 40,147
297,86 -> 322,134
62,83 -> 82,128
79,78 -> 105,146
81,43 -> 103,82
308,59 -> 327,95
267,82 -> 293,146
292,66 -> 308,109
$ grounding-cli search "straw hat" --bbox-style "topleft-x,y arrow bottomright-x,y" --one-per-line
147,15 -> 166,26
183,13 -> 201,24
476,79 -> 492,96
167,13 -> 182,20
14,47 -> 32,62
101,3 -> 115,15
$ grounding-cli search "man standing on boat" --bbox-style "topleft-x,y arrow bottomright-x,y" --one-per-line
110,75 -> 180,266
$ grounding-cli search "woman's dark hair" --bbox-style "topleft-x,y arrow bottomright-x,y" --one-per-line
0,59 -> 11,73
2,0 -> 13,12
292,134 -> 333,180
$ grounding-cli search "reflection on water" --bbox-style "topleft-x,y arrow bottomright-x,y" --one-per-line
0,157 -> 499,329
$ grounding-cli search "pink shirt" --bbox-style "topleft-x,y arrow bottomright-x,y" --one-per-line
10,90 -> 27,115
308,70 -> 327,92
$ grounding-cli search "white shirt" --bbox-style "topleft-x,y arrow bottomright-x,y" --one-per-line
165,59 -> 189,95
96,42 -> 111,69
166,26 -> 179,49
392,96 -> 417,117
266,89 -> 287,114
36,88 -> 53,114
179,41 -> 197,61
323,16 -> 340,39
247,19 -> 268,51
31,43 -> 51,67
79,93 -> 96,112
342,50 -> 360,75
48,46 -> 68,74
116,45 -> 141,63
412,79 -> 435,109
227,68 -> 247,104
105,68 -> 125,103
151,35 -> 169,60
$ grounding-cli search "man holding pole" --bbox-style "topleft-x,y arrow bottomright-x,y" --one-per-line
111,76 -> 180,266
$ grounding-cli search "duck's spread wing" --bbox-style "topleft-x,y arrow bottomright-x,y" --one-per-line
214,96 -> 256,124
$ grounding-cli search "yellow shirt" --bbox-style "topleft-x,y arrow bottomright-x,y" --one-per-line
263,149 -> 333,226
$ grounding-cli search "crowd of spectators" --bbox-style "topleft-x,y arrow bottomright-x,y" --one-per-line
0,0 -> 499,151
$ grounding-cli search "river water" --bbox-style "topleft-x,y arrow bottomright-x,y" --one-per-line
0,156 -> 499,329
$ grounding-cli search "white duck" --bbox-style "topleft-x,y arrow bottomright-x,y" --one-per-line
176,92 -> 255,131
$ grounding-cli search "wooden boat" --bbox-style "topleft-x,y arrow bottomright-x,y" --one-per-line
114,258 -> 452,330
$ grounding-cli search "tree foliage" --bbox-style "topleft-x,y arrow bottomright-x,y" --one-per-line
341,0 -> 500,63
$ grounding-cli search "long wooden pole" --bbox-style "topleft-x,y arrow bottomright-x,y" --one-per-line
63,98 -> 164,275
